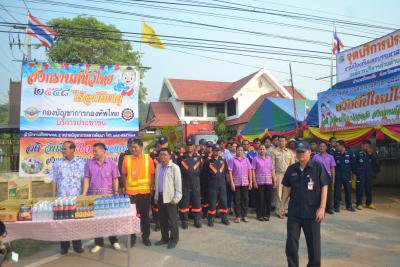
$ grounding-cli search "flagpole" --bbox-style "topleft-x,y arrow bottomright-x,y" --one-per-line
330,24 -> 335,90
26,12 -> 32,61
289,63 -> 300,136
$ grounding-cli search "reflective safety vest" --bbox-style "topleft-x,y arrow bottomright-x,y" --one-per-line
125,154 -> 151,195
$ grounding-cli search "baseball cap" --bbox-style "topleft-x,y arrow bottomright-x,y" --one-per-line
199,139 -> 206,145
206,141 -> 213,147
295,141 -> 310,152
186,138 -> 194,146
212,144 -> 221,150
157,136 -> 167,145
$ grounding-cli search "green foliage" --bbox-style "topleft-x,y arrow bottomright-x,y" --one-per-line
139,102 -> 150,128
214,113 -> 235,140
47,16 -> 148,102
0,104 -> 8,124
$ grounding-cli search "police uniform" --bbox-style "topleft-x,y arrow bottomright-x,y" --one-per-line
282,141 -> 330,267
333,150 -> 356,211
178,138 -> 203,228
200,141 -> 213,219
205,148 -> 230,226
355,150 -> 377,207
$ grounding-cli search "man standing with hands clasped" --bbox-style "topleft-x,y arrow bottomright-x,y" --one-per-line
279,141 -> 330,267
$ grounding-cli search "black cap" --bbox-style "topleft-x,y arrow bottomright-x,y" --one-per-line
199,138 -> 206,145
186,138 -> 194,146
157,136 -> 167,145
212,144 -> 221,150
206,141 -> 213,147
295,141 -> 310,152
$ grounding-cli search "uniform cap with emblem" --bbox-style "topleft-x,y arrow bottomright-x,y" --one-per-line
157,136 -> 167,145
212,144 -> 221,150
199,138 -> 206,145
295,140 -> 310,152
206,141 -> 213,147
186,138 -> 194,146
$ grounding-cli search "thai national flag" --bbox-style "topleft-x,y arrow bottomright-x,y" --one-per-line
332,29 -> 344,54
27,13 -> 56,48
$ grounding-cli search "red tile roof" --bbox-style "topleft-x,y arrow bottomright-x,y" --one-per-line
167,70 -> 259,102
284,86 -> 306,100
143,102 -> 179,128
226,91 -> 284,126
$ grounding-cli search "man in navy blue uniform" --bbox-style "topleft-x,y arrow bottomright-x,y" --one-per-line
355,140 -> 377,210
333,140 -> 356,212
178,138 -> 203,229
280,140 -> 329,267
200,141 -> 214,219
327,137 -> 337,156
205,144 -> 230,227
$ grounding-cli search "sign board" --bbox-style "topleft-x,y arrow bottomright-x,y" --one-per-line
318,74 -> 400,132
19,62 -> 138,177
336,30 -> 400,86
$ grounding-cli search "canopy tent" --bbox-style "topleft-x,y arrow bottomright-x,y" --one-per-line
240,98 -> 316,140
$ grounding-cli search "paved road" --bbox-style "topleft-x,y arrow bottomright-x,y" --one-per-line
4,187 -> 400,267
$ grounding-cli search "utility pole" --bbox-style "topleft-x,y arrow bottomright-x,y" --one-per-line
289,63 -> 299,134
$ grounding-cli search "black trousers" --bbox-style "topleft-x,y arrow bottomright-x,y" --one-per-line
356,175 -> 373,206
208,182 -> 228,219
233,186 -> 249,218
179,182 -> 202,222
158,194 -> 179,244
130,194 -> 151,240
200,175 -> 209,217
60,240 -> 82,251
151,191 -> 159,225
256,184 -> 272,219
94,236 -> 118,247
226,182 -> 233,209
334,177 -> 352,209
325,182 -> 333,212
286,216 -> 321,267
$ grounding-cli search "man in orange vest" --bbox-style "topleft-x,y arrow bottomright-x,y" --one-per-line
122,138 -> 155,247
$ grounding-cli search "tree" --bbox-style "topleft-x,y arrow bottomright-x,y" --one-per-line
161,126 -> 182,152
47,16 -> 148,103
214,113 -> 235,141
0,103 -> 8,124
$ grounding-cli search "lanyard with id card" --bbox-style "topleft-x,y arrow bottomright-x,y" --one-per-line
307,174 -> 314,191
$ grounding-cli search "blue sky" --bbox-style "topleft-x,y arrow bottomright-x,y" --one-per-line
0,0 -> 398,105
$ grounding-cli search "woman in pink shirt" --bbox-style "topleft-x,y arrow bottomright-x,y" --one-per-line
228,145 -> 253,223
252,145 -> 277,221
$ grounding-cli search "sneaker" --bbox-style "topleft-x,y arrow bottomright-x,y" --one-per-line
263,217 -> 270,221
346,207 -> 356,212
367,204 -> 376,210
73,248 -> 84,254
167,242 -> 177,249
257,217 -> 264,222
326,209 -> 334,214
142,239 -> 152,247
243,217 -> 250,223
155,240 -> 169,246
113,243 -> 121,250
181,221 -> 188,229
90,245 -> 102,254
208,219 -> 214,227
356,205 -> 363,210
334,208 -> 340,213
221,219 -> 230,225
235,218 -> 241,223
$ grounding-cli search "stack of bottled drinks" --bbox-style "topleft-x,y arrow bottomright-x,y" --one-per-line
93,195 -> 131,217
52,197 -> 77,220
31,201 -> 53,221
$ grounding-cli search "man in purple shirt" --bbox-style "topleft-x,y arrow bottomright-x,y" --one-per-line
82,143 -> 120,253
312,141 -> 336,214
227,145 -> 253,223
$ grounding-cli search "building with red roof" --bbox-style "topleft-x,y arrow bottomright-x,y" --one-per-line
143,68 -> 306,135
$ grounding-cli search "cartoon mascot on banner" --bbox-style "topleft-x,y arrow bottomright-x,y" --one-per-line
114,66 -> 137,97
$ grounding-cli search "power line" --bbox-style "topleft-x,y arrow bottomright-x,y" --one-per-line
0,4 -> 22,23
25,0 -> 331,46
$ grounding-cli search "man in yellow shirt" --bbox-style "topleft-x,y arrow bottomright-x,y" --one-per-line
122,138 -> 155,247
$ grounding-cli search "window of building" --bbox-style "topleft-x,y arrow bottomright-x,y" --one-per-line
227,99 -> 237,116
207,103 -> 225,117
184,102 -> 203,117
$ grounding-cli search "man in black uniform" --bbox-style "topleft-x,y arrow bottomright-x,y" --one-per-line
280,141 -> 329,267
178,138 -> 203,229
205,144 -> 230,227
334,140 -> 356,212
149,136 -> 168,231
327,137 -> 337,156
198,139 -> 206,156
355,140 -> 377,210
200,141 -> 214,219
